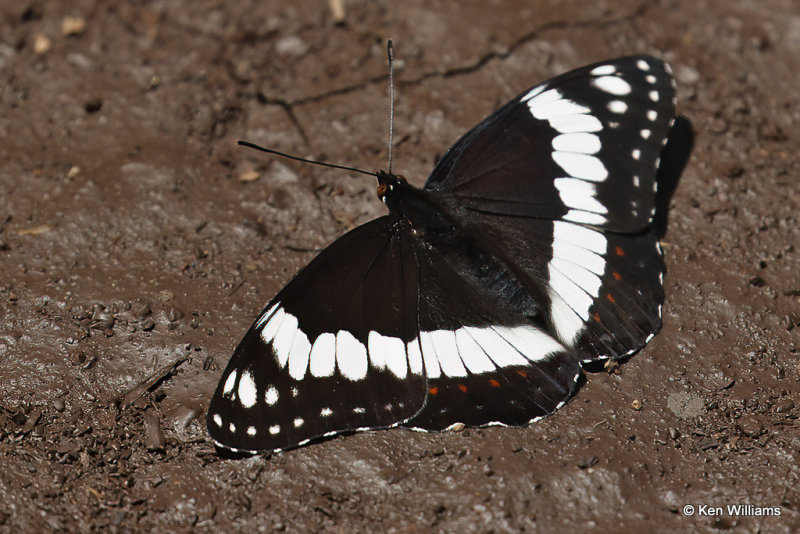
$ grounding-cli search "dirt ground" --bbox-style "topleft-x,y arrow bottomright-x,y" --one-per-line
1,0 -> 799,531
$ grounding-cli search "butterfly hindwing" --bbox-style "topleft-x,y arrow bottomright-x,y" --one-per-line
426,55 -> 676,232
207,217 -> 427,453
405,229 -> 581,430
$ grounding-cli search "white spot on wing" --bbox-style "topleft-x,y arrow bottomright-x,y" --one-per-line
554,178 -> 607,214
237,370 -> 257,408
563,210 -> 606,225
552,132 -> 601,154
492,325 -> 564,362
548,114 -> 603,134
255,302 -> 280,329
524,88 -> 561,107
649,90 -> 659,101
550,238 -> 606,276
418,334 -> 441,379
592,76 -> 632,95
530,99 -> 590,120
247,426 -> 257,436
552,221 -> 607,254
293,417 -> 304,428
265,385 -> 279,406
287,330 -> 311,380
632,149 -> 641,160
212,414 -> 222,427
548,291 -> 585,345
423,330 -> 467,377
640,129 -> 651,139
647,110 -> 657,121
309,333 -> 336,377
336,330 -> 368,380
272,312 -> 298,368
636,59 -> 650,71
260,307 -> 285,343
368,331 -> 407,379
552,152 -> 608,182
551,258 -> 602,298
548,267 -> 593,318
454,329 -> 496,373
591,64 -> 617,75
222,371 -> 237,396
520,84 -> 547,102
269,425 -> 280,435
607,100 -> 627,114
406,338 -> 424,375
320,407 -> 332,417
462,326 -> 528,367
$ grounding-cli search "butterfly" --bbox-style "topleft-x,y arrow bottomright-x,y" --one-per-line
207,55 -> 676,454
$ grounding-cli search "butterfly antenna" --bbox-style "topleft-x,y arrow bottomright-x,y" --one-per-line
237,141 -> 377,177
387,39 -> 395,175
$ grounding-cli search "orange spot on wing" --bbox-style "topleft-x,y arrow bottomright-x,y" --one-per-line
594,312 -> 602,322
607,293 -> 616,303
488,379 -> 501,387
429,386 -> 439,396
516,370 -> 528,378
457,384 -> 468,393
612,271 -> 622,280
615,246 -> 625,256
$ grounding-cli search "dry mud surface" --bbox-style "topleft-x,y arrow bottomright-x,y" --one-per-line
1,1 -> 799,532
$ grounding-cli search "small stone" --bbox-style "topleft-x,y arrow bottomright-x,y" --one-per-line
274,35 -> 307,56
736,416 -> 765,438
61,16 -> 86,36
238,169 -> 261,182
166,306 -> 184,322
84,97 -> 102,113
131,301 -> 151,320
66,165 -> 81,179
53,398 -> 66,412
33,33 -> 52,54
144,411 -> 165,450
141,318 -> 155,331
631,399 -> 643,411
669,428 -> 681,440
577,455 -> 599,469
774,399 -> 794,413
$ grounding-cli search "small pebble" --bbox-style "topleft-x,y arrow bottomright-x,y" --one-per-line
631,399 -> 643,411
61,16 -> 86,36
33,33 -> 52,54
144,411 -> 165,450
84,97 -> 102,113
53,398 -> 66,412
736,416 -> 765,437
166,306 -> 184,322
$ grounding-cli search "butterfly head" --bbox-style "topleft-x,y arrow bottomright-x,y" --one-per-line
376,170 -> 408,204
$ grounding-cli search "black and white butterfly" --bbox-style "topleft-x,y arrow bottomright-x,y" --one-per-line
207,55 -> 676,454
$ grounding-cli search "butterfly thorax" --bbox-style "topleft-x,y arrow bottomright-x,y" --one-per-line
377,170 -> 455,236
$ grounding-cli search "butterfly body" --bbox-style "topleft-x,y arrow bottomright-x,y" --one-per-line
208,55 -> 677,454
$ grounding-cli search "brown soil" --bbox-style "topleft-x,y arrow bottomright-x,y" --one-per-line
1,0 -> 799,531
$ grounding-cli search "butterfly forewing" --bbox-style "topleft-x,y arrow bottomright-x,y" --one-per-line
426,55 -> 676,233
207,217 -> 427,452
